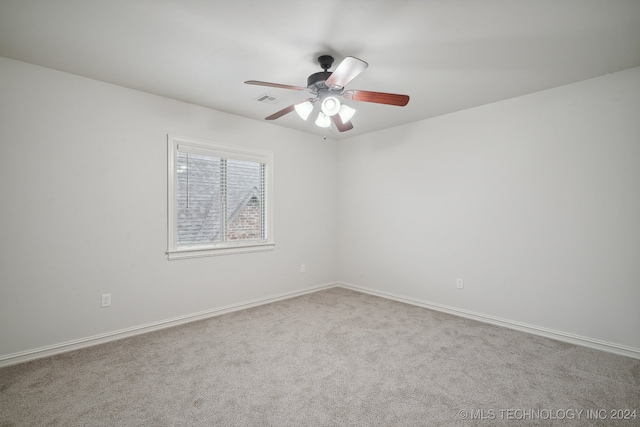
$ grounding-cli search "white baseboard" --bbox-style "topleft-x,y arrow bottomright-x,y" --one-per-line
3,281 -> 638,367
0,282 -> 337,368
337,282 -> 640,360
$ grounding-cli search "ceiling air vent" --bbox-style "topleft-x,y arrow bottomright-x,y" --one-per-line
254,94 -> 278,104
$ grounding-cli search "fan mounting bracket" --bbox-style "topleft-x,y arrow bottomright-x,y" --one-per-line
317,55 -> 334,71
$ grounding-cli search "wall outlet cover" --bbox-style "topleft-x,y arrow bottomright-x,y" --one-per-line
101,293 -> 111,307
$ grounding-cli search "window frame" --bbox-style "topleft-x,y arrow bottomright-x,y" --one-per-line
167,134 -> 274,260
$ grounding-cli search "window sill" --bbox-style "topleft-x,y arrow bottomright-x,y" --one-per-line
167,243 -> 275,260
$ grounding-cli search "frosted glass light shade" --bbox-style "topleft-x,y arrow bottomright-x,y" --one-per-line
315,111 -> 331,128
338,104 -> 356,123
294,101 -> 313,120
321,96 -> 341,116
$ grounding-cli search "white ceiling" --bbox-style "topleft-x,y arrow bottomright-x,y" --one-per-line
1,0 -> 639,139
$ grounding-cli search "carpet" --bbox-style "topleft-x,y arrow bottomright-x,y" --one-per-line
1,287 -> 638,426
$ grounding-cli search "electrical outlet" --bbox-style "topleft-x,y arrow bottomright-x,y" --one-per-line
300,264 -> 306,273
456,278 -> 464,289
101,293 -> 111,307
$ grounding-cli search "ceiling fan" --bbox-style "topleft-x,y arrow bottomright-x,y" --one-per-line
245,55 -> 410,132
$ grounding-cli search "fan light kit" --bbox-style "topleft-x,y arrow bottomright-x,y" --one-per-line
294,101 -> 314,120
245,55 -> 410,133
337,104 -> 356,123
321,96 -> 341,116
315,112 -> 331,128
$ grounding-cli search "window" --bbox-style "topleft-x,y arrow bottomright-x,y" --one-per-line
167,135 -> 274,259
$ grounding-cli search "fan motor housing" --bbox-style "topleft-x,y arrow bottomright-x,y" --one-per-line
307,71 -> 331,89
307,72 -> 345,98
307,55 -> 344,96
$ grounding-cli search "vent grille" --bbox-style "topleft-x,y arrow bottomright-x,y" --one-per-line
254,94 -> 278,104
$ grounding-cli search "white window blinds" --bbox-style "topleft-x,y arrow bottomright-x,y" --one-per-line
167,135 -> 274,259
176,153 -> 265,245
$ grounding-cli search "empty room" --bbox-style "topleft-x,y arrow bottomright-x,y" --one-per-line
1,1 -> 639,425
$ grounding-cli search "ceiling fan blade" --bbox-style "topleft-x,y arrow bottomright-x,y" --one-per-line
265,104 -> 297,120
245,80 -> 306,91
330,114 -> 354,132
325,57 -> 368,89
264,98 -> 316,121
343,90 -> 410,106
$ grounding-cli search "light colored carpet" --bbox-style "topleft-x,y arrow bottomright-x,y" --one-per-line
1,287 -> 638,426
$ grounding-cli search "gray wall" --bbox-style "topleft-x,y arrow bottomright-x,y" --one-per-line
338,67 -> 640,351
0,57 -> 339,358
1,57 -> 638,361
